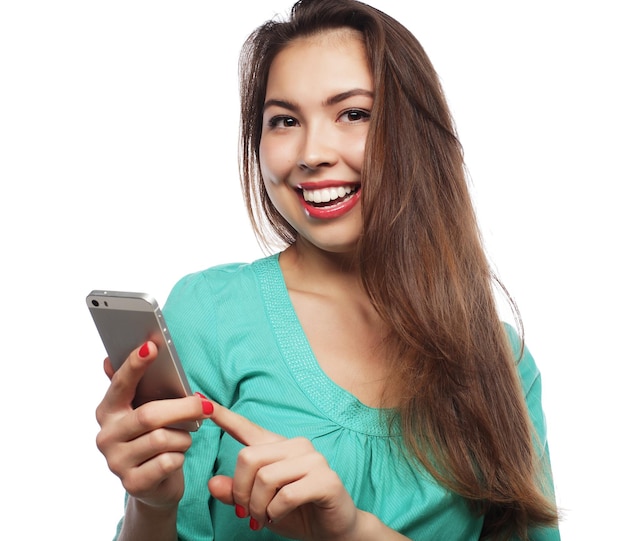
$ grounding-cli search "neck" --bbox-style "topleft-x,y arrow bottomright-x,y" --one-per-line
279,238 -> 363,296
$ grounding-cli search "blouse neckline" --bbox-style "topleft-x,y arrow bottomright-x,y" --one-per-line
255,253 -> 399,437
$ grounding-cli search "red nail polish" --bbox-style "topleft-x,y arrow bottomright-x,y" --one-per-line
249,517 -> 261,531
235,504 -> 247,518
201,399 -> 214,416
138,342 -> 150,358
194,392 -> 214,415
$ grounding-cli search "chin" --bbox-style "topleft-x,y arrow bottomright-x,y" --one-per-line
303,236 -> 360,256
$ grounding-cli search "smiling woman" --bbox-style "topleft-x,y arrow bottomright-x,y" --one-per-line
93,1 -> 560,540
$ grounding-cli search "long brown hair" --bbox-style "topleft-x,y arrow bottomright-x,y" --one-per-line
239,0 -> 558,538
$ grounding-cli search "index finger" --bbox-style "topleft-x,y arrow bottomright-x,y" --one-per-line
99,341 -> 154,413
207,401 -> 284,447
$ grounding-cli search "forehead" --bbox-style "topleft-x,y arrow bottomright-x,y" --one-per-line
266,28 -> 372,96
289,27 -> 365,50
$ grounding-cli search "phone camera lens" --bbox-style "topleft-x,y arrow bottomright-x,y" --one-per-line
91,299 -> 100,307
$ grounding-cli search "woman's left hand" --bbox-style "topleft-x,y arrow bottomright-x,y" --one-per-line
205,401 -> 367,541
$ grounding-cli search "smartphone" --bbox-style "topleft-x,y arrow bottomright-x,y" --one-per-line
86,290 -> 200,431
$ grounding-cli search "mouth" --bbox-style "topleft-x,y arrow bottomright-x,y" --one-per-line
295,182 -> 361,219
301,184 -> 359,207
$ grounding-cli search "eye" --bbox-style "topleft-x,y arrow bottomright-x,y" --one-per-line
339,109 -> 371,123
268,115 -> 299,129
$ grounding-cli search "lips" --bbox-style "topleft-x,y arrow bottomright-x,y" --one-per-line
296,181 -> 361,220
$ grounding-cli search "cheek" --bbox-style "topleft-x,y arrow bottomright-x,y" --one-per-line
345,133 -> 367,171
258,141 -> 272,182
261,174 -> 292,223
258,144 -> 289,210
259,137 -> 294,185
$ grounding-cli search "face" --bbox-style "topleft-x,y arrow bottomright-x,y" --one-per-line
259,29 -> 373,255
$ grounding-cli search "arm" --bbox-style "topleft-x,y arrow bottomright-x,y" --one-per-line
116,498 -> 178,541
505,324 -> 561,539
351,512 -> 412,541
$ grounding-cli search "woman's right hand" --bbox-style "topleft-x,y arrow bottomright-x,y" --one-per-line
95,341 -> 211,510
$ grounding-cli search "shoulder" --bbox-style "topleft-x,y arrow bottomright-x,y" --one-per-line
503,322 -> 540,398
171,260 -> 257,293
166,254 -> 279,308
502,322 -> 551,447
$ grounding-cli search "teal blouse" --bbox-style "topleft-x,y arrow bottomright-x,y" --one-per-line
115,254 -> 559,540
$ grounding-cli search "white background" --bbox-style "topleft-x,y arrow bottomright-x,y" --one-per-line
1,1 -> 623,539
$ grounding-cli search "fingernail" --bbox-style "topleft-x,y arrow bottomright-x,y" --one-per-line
195,393 -> 214,415
138,342 -> 150,358
249,517 -> 261,531
235,504 -> 247,518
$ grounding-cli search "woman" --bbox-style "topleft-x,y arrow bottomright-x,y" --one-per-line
96,1 -> 560,539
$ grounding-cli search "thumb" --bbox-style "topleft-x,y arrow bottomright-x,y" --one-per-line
208,475 -> 235,506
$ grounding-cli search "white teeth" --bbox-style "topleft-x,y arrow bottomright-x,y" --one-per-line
303,185 -> 355,203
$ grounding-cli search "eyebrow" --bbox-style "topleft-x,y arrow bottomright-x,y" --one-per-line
263,88 -> 374,113
324,88 -> 373,106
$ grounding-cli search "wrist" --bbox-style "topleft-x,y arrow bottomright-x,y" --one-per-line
117,497 -> 179,541
346,510 -> 409,541
132,495 -> 179,516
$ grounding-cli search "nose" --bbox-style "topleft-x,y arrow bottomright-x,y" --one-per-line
297,123 -> 338,171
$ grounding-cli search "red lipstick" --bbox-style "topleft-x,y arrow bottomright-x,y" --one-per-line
296,181 -> 361,220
